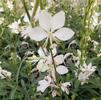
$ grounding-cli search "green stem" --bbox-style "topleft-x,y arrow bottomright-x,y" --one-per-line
10,56 -> 26,99
32,0 -> 40,21
16,56 -> 27,86
21,0 -> 33,26
80,0 -> 95,65
50,49 -> 57,81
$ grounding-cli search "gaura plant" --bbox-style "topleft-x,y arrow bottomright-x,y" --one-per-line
0,0 -> 100,99
22,9 -> 96,96
23,10 -> 75,96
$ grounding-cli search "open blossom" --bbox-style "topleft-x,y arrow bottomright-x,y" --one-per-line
37,75 -> 71,95
8,20 -> 21,34
36,47 -> 68,79
0,67 -> 11,79
78,63 -> 96,85
28,45 -> 68,81
22,10 -> 75,44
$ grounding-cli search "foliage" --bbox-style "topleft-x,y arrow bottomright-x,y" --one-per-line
0,0 -> 101,100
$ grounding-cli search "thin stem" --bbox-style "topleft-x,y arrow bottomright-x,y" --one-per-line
50,49 -> 57,81
21,0 -> 33,27
10,56 -> 27,99
80,0 -> 95,65
16,56 -> 27,85
32,0 -> 40,21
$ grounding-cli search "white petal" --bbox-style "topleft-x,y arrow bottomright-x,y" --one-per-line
37,79 -> 49,92
56,65 -> 68,75
39,10 -> 52,31
61,82 -> 71,94
38,47 -> 47,57
37,59 -> 49,72
22,27 -> 48,41
51,11 -> 65,31
54,55 -> 64,65
45,55 -> 52,65
54,27 -> 75,41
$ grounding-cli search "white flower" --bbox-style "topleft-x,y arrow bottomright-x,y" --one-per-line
0,67 -> 11,79
36,49 -> 68,75
61,82 -> 71,94
30,45 -> 68,81
37,75 -> 53,92
22,10 -> 75,43
37,53 -> 68,81
8,20 -> 21,34
78,63 -> 96,85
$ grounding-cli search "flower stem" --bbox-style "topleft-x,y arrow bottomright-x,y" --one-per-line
21,0 -> 33,27
32,0 -> 40,21
50,48 -> 57,81
80,0 -> 95,65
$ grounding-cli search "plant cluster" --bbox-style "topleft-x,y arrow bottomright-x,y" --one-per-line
0,0 -> 101,100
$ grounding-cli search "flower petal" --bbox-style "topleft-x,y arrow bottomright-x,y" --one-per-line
51,11 -> 65,31
22,27 -> 48,41
39,10 -> 52,31
54,54 -> 64,65
38,47 -> 47,57
37,79 -> 49,92
54,27 -> 75,41
56,65 -> 68,75
61,82 -> 71,94
37,59 -> 49,72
